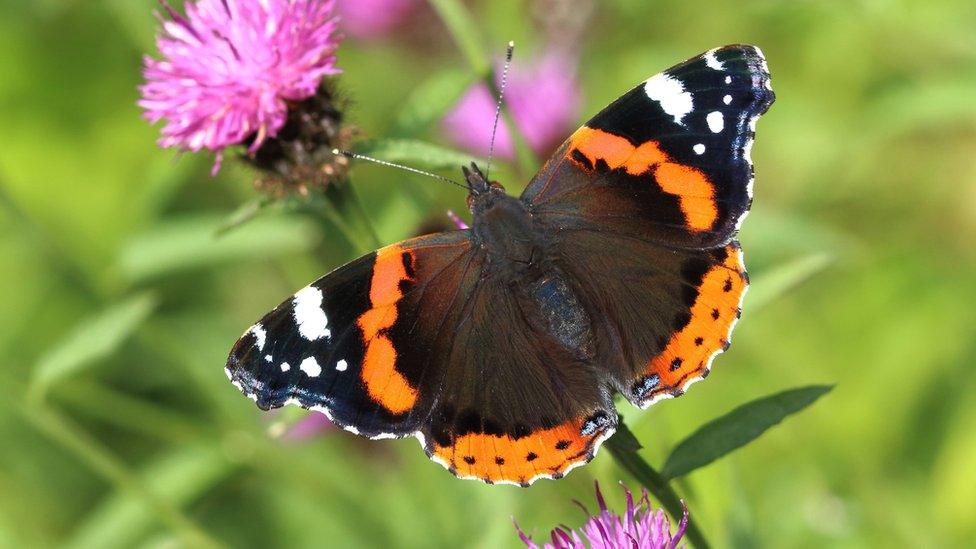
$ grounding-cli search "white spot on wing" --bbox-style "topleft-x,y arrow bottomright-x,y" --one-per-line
293,286 -> 331,340
280,362 -> 290,372
704,49 -> 724,71
264,354 -> 272,362
725,75 -> 732,84
336,359 -> 348,372
299,357 -> 321,377
723,94 -> 732,105
644,73 -> 693,125
707,111 -> 724,133
250,324 -> 267,350
693,143 -> 706,155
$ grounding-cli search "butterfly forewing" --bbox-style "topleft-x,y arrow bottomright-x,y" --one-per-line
524,45 -> 774,248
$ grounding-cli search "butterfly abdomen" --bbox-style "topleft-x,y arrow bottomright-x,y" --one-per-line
529,272 -> 594,358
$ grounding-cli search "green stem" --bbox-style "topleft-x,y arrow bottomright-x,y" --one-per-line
427,0 -> 540,178
341,182 -> 382,249
294,191 -> 372,253
605,421 -> 710,549
426,0 -> 489,76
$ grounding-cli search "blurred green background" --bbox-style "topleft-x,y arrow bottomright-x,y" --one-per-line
2,0 -> 975,547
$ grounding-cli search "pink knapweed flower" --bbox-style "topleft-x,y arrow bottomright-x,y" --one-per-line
443,52 -> 581,160
337,0 -> 418,39
515,482 -> 688,549
139,0 -> 342,173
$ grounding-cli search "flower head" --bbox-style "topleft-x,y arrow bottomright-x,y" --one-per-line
515,481 -> 688,549
337,0 -> 418,39
442,52 -> 581,160
139,0 -> 342,172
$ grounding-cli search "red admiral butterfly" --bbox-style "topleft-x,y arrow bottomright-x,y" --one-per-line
226,45 -> 774,486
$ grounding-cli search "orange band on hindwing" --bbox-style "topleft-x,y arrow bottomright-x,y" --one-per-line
430,414 -> 613,485
357,245 -> 419,414
641,244 -> 747,400
568,127 -> 719,231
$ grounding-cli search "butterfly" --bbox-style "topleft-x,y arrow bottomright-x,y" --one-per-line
226,45 -> 775,486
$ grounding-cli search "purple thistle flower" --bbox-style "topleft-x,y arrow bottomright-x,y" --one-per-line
139,0 -> 342,173
442,52 -> 581,160
337,0 -> 418,39
515,481 -> 688,549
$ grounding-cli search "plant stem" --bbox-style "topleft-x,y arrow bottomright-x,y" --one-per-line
340,182 -> 382,249
426,0 -> 489,76
605,421 -> 710,549
426,0 -> 540,178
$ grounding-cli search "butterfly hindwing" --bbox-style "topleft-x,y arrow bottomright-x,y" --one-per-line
417,269 -> 617,485
545,233 -> 748,408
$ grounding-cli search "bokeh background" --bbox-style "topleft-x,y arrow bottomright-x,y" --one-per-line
2,0 -> 976,547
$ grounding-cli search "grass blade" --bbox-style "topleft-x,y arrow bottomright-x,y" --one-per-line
117,214 -> 319,283
30,293 -> 157,399
747,253 -> 833,311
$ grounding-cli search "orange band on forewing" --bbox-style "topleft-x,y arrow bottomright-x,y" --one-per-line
361,336 -> 416,414
369,246 -> 409,306
568,127 -> 718,231
653,163 -> 719,230
570,127 -> 644,170
356,245 -> 419,414
647,245 -> 746,388
431,418 -> 598,484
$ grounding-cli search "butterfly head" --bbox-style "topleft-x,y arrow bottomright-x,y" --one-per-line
463,162 -> 508,213
462,162 -> 503,195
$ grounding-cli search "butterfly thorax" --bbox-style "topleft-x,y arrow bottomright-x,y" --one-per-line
463,164 -> 596,356
471,192 -> 539,266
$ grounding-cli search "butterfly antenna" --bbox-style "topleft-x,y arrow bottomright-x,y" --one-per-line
484,41 -> 515,181
332,149 -> 468,190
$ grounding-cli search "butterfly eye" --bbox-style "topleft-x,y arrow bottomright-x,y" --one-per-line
489,181 -> 506,192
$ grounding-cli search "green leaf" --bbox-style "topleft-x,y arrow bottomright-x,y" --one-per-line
30,293 -> 157,398
355,139 -> 482,172
747,253 -> 833,311
117,213 -> 320,283
393,69 -> 475,136
661,385 -> 834,480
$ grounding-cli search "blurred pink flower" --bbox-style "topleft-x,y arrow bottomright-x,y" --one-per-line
447,210 -> 469,230
515,482 -> 688,549
443,53 -> 581,160
139,0 -> 342,173
337,0 -> 418,39
283,412 -> 335,441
